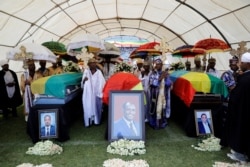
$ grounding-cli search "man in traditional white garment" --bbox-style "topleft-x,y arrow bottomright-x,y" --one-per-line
81,58 -> 106,127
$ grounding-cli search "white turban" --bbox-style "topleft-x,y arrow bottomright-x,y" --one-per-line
0,59 -> 9,66
241,52 -> 250,63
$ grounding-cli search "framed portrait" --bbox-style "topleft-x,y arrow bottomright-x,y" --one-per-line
194,109 -> 214,136
108,90 -> 145,142
38,109 -> 59,139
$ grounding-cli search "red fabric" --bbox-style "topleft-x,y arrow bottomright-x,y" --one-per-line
172,77 -> 196,107
194,38 -> 230,52
102,72 -> 141,105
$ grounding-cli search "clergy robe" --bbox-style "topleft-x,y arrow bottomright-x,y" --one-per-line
81,68 -> 106,127
227,71 -> 250,158
0,69 -> 23,112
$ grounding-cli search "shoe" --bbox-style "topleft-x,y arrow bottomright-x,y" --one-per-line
227,153 -> 248,165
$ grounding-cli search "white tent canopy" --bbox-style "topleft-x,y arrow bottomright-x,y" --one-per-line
0,0 -> 250,72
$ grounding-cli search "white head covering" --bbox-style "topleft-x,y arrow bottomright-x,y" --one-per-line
0,59 -> 9,66
241,52 -> 250,63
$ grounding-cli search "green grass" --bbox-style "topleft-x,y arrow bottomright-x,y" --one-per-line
0,106 -> 235,167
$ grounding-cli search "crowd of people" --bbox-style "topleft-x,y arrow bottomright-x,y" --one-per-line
1,50 -> 250,164
0,57 -> 64,120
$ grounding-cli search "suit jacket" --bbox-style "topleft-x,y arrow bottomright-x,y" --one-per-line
198,121 -> 212,134
40,125 -> 56,137
113,118 -> 140,139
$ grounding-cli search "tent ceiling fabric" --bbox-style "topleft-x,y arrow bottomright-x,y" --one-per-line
0,0 -> 250,62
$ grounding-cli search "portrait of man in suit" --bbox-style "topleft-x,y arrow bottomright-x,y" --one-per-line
113,101 -> 140,139
197,113 -> 213,135
40,114 -> 56,138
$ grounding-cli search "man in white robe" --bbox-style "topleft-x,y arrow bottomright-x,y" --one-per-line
81,58 -> 106,127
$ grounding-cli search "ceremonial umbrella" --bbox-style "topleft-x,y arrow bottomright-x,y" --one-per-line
169,70 -> 228,107
129,50 -> 161,59
66,33 -> 105,55
129,42 -> 162,59
102,72 -> 143,105
193,38 -> 231,53
98,42 -> 121,77
6,43 -> 57,63
42,41 -> 67,55
172,45 -> 206,58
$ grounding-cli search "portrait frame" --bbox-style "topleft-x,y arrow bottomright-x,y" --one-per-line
38,109 -> 59,139
194,109 -> 214,136
108,90 -> 145,142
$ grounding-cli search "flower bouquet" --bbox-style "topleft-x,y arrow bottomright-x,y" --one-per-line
16,163 -> 53,167
113,62 -> 132,73
191,135 -> 221,151
26,140 -> 63,156
170,61 -> 185,70
107,139 -> 146,156
213,161 -> 249,167
103,158 -> 149,167
63,61 -> 81,72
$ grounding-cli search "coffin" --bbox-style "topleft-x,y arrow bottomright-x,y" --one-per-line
31,72 -> 82,105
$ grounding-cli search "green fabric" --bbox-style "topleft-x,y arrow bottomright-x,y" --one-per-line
44,72 -> 82,98
207,74 -> 228,98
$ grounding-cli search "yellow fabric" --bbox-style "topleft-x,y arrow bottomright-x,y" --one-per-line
131,82 -> 146,104
31,77 -> 48,94
131,82 -> 143,90
181,72 -> 211,93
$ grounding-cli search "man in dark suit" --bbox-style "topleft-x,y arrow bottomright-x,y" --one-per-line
40,114 -> 56,137
198,113 -> 212,135
113,102 -> 140,139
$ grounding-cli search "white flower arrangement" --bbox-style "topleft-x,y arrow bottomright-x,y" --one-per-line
191,135 -> 221,151
107,139 -> 146,156
26,140 -> 63,156
63,61 -> 81,72
103,158 -> 149,167
16,163 -> 53,167
213,161 -> 249,167
113,62 -> 132,73
170,61 -> 185,70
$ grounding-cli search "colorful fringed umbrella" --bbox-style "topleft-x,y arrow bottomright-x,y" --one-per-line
172,47 -> 206,58
129,42 -> 162,59
169,70 -> 228,107
194,38 -> 231,53
102,72 -> 143,105
42,41 -> 67,55
31,72 -> 82,98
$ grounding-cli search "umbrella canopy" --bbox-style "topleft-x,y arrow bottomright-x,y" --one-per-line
174,45 -> 194,50
169,70 -> 228,107
6,43 -> 57,63
129,42 -> 162,59
172,47 -> 206,58
129,50 -> 161,59
193,38 -> 231,53
102,72 -> 143,105
66,33 -> 105,54
98,42 -> 120,58
42,41 -> 67,55
136,42 -> 161,52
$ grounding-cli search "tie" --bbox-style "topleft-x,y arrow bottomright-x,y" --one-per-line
46,127 -> 49,136
129,122 -> 136,136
